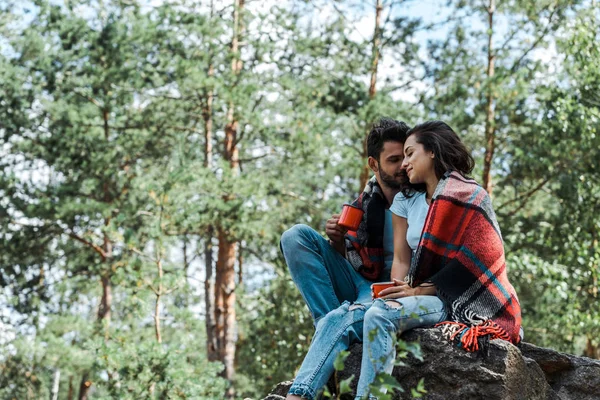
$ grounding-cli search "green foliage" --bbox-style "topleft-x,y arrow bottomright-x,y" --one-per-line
333,350 -> 351,372
338,374 -> 355,397
1,0 -> 600,398
363,332 -> 423,400
498,5 -> 600,353
93,337 -> 226,399
410,378 -> 427,399
0,1 -> 226,397
235,275 -> 313,399
0,313 -> 227,399
321,350 -> 354,399
422,0 -> 598,355
369,373 -> 403,400
321,325 -> 423,399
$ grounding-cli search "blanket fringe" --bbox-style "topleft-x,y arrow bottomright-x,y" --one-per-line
435,320 -> 511,352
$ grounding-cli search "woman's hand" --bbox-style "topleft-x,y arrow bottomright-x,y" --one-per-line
378,278 -> 417,299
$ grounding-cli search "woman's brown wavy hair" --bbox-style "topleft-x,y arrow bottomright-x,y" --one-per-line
400,121 -> 475,197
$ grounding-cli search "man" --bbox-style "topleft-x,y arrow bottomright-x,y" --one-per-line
280,118 -> 410,325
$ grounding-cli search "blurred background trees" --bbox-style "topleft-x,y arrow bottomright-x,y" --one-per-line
1,0 -> 598,398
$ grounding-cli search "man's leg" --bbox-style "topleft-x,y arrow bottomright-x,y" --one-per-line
287,302 -> 366,400
280,224 -> 365,324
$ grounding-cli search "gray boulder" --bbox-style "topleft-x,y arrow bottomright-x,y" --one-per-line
264,328 -> 600,399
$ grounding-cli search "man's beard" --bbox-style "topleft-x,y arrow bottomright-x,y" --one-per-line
379,167 -> 405,190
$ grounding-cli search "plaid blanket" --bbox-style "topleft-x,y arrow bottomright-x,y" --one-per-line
408,171 -> 522,351
344,176 -> 387,281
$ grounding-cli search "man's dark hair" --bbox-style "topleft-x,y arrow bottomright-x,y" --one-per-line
367,118 -> 410,161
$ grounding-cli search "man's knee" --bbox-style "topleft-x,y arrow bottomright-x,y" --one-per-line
316,302 -> 363,331
316,305 -> 346,330
280,224 -> 314,251
364,300 -> 401,328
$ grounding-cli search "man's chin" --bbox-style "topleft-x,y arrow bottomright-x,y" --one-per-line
380,180 -> 402,190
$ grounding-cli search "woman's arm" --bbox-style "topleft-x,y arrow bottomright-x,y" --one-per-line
380,214 -> 436,299
391,213 -> 411,281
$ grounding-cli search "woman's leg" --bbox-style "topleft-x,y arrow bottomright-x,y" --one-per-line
354,296 -> 446,400
287,301 -> 367,400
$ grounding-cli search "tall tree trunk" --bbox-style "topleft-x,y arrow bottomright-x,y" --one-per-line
34,265 -> 45,329
237,242 -> 243,286
359,0 -> 383,191
213,1 -> 244,396
80,106 -> 114,398
98,235 -> 113,340
368,0 -> 382,100
584,336 -> 599,359
67,376 -> 74,400
51,369 -> 60,400
154,258 -> 163,344
77,373 -> 91,400
154,203 -> 166,345
215,228 -> 237,395
98,108 -> 114,337
205,227 -> 217,361
203,0 -> 218,362
204,64 -> 214,169
97,274 -> 112,330
585,234 -> 599,359
203,34 -> 217,363
179,237 -> 189,308
482,0 -> 496,195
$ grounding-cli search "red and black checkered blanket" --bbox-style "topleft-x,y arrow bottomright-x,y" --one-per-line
344,176 -> 387,281
408,171 -> 522,351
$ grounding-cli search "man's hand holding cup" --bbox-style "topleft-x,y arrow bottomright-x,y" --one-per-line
326,214 -> 347,245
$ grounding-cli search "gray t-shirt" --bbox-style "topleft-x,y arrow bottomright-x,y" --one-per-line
389,191 -> 429,252
383,209 -> 394,270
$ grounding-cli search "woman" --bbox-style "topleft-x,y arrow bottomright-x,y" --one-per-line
287,121 -> 521,400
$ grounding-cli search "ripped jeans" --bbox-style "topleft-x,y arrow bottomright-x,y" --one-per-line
288,296 -> 446,400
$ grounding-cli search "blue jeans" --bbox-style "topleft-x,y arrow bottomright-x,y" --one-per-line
288,297 -> 446,400
281,224 -> 445,399
280,224 -> 380,324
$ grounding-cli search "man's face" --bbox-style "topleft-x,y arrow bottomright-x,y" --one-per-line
374,141 -> 405,190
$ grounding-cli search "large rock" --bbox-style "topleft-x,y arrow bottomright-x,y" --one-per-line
263,328 -> 600,399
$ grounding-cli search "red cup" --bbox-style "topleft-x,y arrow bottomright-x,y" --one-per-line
338,204 -> 364,231
371,282 -> 395,299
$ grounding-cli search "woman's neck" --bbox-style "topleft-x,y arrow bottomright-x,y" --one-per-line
425,176 -> 439,203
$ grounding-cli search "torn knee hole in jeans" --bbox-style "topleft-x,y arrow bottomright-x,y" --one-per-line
349,303 -> 366,311
384,300 -> 403,309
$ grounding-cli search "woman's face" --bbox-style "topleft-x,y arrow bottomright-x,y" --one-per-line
402,135 -> 435,184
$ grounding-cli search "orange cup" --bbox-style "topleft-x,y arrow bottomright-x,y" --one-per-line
337,204 -> 364,231
371,282 -> 395,299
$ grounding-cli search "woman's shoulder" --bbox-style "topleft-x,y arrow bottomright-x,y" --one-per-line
393,190 -> 425,204
391,191 -> 425,217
